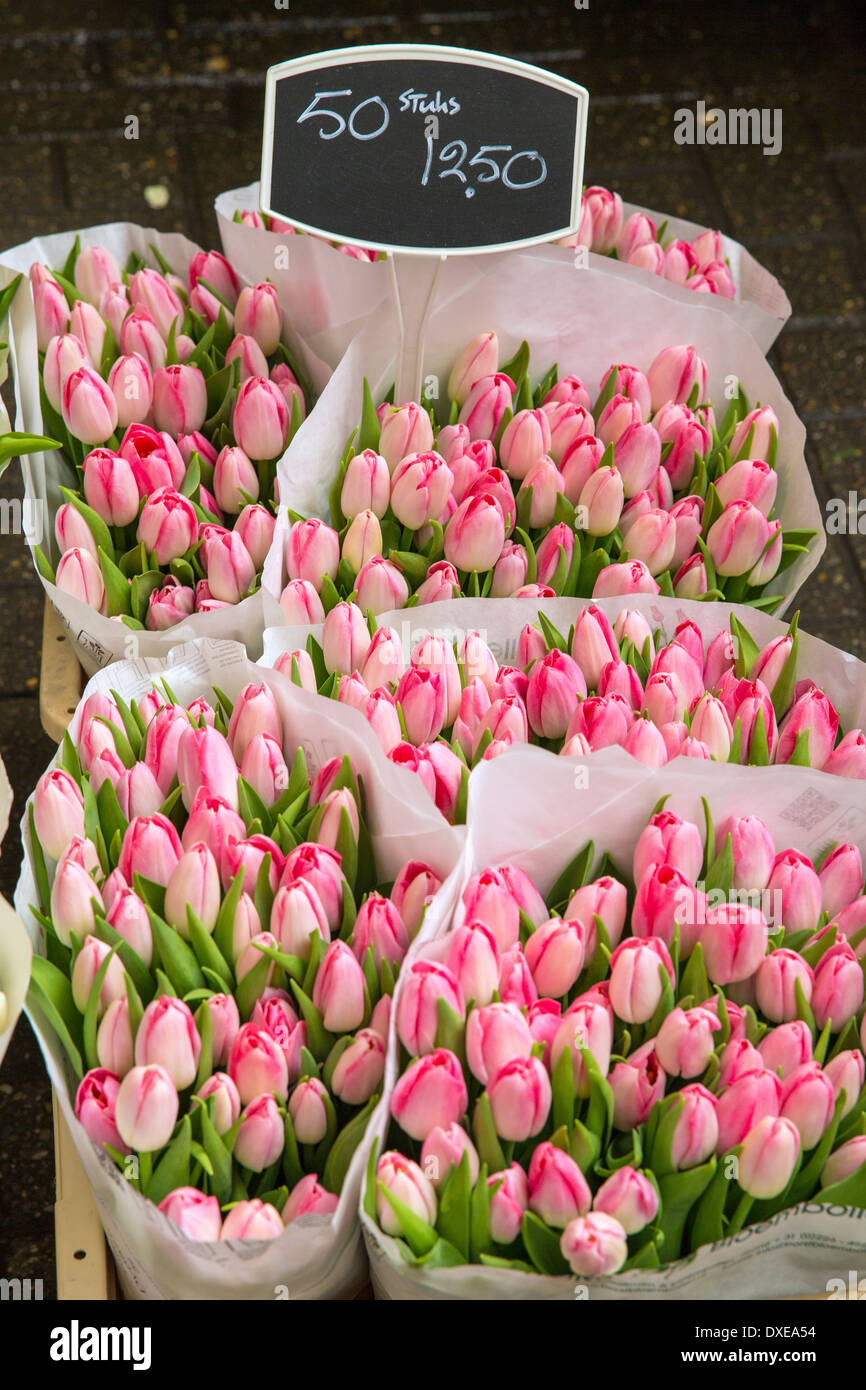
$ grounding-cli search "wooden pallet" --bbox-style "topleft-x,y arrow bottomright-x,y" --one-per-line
39,600 -> 85,745
40,600 -> 116,1298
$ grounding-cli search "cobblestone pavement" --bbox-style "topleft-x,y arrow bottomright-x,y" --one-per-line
0,0 -> 863,1297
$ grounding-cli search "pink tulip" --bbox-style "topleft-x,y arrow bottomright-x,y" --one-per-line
819,843 -> 864,920
163,843 -> 221,938
228,1023 -> 289,1104
174,723 -> 237,814
114,1063 -> 179,1151
528,1141 -> 591,1228
74,246 -> 122,306
634,810 -> 703,883
75,1067 -> 127,1153
457,372 -> 515,441
779,1062 -> 835,1151
376,1152 -> 437,1233
655,1007 -> 720,1079
33,276 -> 70,350
758,1021 -> 813,1079
309,939 -> 365,1033
715,457 -> 778,516
525,649 -> 586,739
396,959 -> 464,1057
609,1042 -> 666,1130
444,920 -> 500,1006
448,332 -> 499,406
582,187 -> 624,252
646,344 -> 708,412
158,1187 -> 222,1242
730,406 -> 781,463
716,1070 -> 782,1154
486,1055 -> 551,1141
117,813 -> 182,889
812,946 -> 864,1032
220,1199 -> 284,1240
550,1002 -> 614,1098
594,1165 -> 658,1234
560,1212 -> 628,1276
134,996 -> 200,1090
234,281 -> 282,354
524,917 -> 588,998
609,937 -> 674,1024
419,1122 -> 479,1188
465,1002 -> 533,1085
821,1135 -> 866,1189
592,556 -> 659,599
231,377 -> 289,460
33,767 -> 86,861
390,1049 -> 468,1140
233,1093 -> 285,1172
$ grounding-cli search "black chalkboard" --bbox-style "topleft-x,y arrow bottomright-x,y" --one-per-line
261,45 -> 588,255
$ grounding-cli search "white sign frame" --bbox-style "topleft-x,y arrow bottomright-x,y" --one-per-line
260,43 -> 589,257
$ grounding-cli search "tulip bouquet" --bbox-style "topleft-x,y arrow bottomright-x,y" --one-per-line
23,670 -> 447,1248
366,798 -> 866,1285
24,236 -> 308,631
561,186 -> 737,300
262,602 -> 864,824
272,329 -> 815,627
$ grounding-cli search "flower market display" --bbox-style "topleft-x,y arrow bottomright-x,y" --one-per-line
14,642 -> 462,1297
0,32 -> 859,1309
266,328 -> 818,625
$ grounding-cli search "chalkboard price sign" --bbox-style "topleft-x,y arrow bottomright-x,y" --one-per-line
261,44 -> 588,256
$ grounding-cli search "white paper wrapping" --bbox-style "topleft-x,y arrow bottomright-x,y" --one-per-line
0,755 -> 32,1070
0,221 -> 329,675
215,184 -> 395,382
362,751 -> 866,1299
266,248 -> 823,619
215,184 -> 790,356
14,637 -> 464,1299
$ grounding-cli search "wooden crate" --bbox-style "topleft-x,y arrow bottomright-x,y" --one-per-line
39,600 -> 115,1298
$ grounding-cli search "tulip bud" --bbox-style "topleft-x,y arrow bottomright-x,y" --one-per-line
234,1093 -> 285,1171
821,1135 -> 866,1190
376,1151 -> 438,1233
593,1165 -> 659,1234
228,1023 -> 289,1105
448,332 -> 499,406
75,1067 -> 127,1153
115,1063 -> 179,1151
133,995 -> 200,1090
527,1140 -> 591,1228
812,946 -> 864,1032
391,1049 -> 468,1140
560,1211 -> 628,1276
610,1042 -> 666,1129
220,1199 -> 284,1241
608,937 -> 674,1024
234,282 -> 282,354
33,768 -> 86,861
96,996 -> 134,1077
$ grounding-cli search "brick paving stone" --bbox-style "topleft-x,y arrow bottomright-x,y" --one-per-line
772,326 -> 866,418
751,238 -> 865,323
